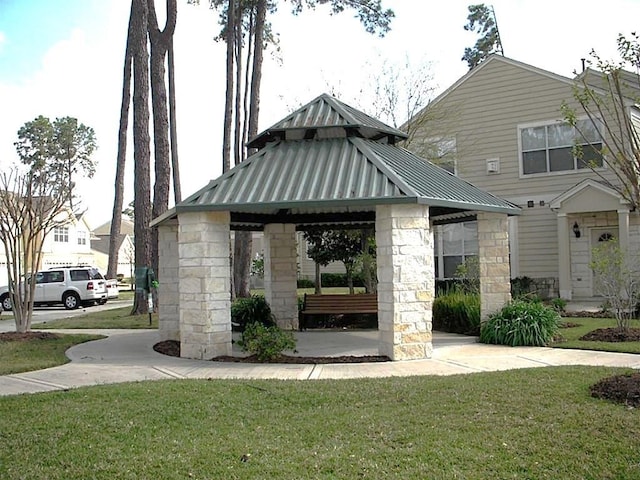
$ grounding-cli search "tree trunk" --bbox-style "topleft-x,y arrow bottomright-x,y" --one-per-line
222,0 -> 234,174
131,0 -> 152,315
233,0 -> 266,299
148,0 -> 177,277
107,1 -> 135,280
168,37 -> 181,203
314,261 -> 321,294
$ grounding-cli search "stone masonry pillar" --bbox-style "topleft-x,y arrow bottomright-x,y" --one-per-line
157,219 -> 179,341
376,204 -> 433,361
478,212 -> 511,321
264,223 -> 298,330
178,211 -> 232,359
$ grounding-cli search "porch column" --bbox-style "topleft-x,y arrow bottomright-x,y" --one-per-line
376,204 -> 433,361
178,211 -> 232,359
264,223 -> 298,330
618,208 -> 630,252
157,219 -> 179,341
478,212 -> 511,321
556,213 -> 572,300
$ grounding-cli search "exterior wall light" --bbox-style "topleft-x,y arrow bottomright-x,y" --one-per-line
572,221 -> 581,238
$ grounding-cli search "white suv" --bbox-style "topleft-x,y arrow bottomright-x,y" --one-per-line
0,266 -> 108,311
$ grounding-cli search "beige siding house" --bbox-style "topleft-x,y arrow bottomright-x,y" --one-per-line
412,55 -> 637,301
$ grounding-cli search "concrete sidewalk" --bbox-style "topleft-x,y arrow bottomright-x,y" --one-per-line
1,329 -> 640,396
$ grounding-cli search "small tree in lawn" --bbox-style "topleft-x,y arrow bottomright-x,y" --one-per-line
303,230 -> 334,294
325,230 -> 363,294
0,116 -> 97,332
0,169 -> 74,333
590,238 -> 640,333
562,33 -> 640,210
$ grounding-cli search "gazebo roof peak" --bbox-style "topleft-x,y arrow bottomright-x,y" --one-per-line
247,93 -> 408,150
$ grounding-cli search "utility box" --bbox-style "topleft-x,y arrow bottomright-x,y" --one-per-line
134,267 -> 155,292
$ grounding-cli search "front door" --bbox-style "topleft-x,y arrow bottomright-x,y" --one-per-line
590,228 -> 618,297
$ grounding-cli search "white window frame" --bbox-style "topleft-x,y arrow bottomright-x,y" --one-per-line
434,221 -> 478,280
53,226 -> 69,243
517,117 -> 605,178
77,231 -> 87,246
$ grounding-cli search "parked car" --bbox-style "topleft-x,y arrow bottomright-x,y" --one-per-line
106,278 -> 119,299
0,266 -> 108,311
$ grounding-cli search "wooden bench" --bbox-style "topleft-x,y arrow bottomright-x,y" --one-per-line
299,293 -> 378,330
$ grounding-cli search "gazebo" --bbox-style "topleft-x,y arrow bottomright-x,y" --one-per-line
151,94 -> 520,361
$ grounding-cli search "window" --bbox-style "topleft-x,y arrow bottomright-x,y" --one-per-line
77,231 -> 87,245
423,137 -> 457,174
520,119 -> 603,175
434,221 -> 478,279
54,226 -> 69,243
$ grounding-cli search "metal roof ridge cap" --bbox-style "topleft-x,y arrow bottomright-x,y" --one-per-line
349,138 -> 417,198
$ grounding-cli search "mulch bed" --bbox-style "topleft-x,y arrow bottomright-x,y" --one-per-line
0,332 -> 61,342
579,327 -> 640,342
153,339 -> 390,364
590,372 -> 640,407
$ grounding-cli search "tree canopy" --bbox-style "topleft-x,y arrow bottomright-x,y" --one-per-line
461,3 -> 503,70
14,115 -> 97,210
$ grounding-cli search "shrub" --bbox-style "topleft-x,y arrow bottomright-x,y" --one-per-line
550,297 -> 567,313
320,273 -> 364,288
237,322 -> 296,361
297,278 -> 315,289
230,295 -> 275,331
480,299 -> 560,347
433,288 -> 480,335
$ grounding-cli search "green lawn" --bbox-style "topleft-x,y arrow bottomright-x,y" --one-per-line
0,333 -> 104,375
555,317 -> 640,354
37,306 -> 158,330
0,366 -> 638,479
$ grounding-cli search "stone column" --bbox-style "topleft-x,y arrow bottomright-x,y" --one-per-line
264,223 -> 298,330
376,204 -> 433,361
556,213 -> 572,300
157,219 -> 179,341
478,212 -> 511,321
178,211 -> 232,359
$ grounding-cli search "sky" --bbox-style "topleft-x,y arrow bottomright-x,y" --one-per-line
1,0 -> 640,228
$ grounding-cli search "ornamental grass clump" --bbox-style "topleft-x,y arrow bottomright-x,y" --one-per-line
433,288 -> 480,335
480,299 -> 560,347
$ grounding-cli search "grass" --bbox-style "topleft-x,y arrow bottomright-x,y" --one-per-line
554,317 -> 640,354
0,333 -> 104,375
0,366 -> 638,479
36,306 -> 158,330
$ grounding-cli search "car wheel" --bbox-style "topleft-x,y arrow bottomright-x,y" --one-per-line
63,292 -> 81,310
1,294 -> 12,311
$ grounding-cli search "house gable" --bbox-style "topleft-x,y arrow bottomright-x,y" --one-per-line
550,179 -> 629,214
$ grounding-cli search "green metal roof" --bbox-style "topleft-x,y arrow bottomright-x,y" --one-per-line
153,95 -> 519,230
248,93 -> 408,149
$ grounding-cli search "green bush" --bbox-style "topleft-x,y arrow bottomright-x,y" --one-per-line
230,295 -> 275,331
433,289 -> 480,335
320,273 -> 365,288
297,278 -> 315,289
480,299 -> 560,347
237,322 -> 297,361
550,297 -> 567,313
